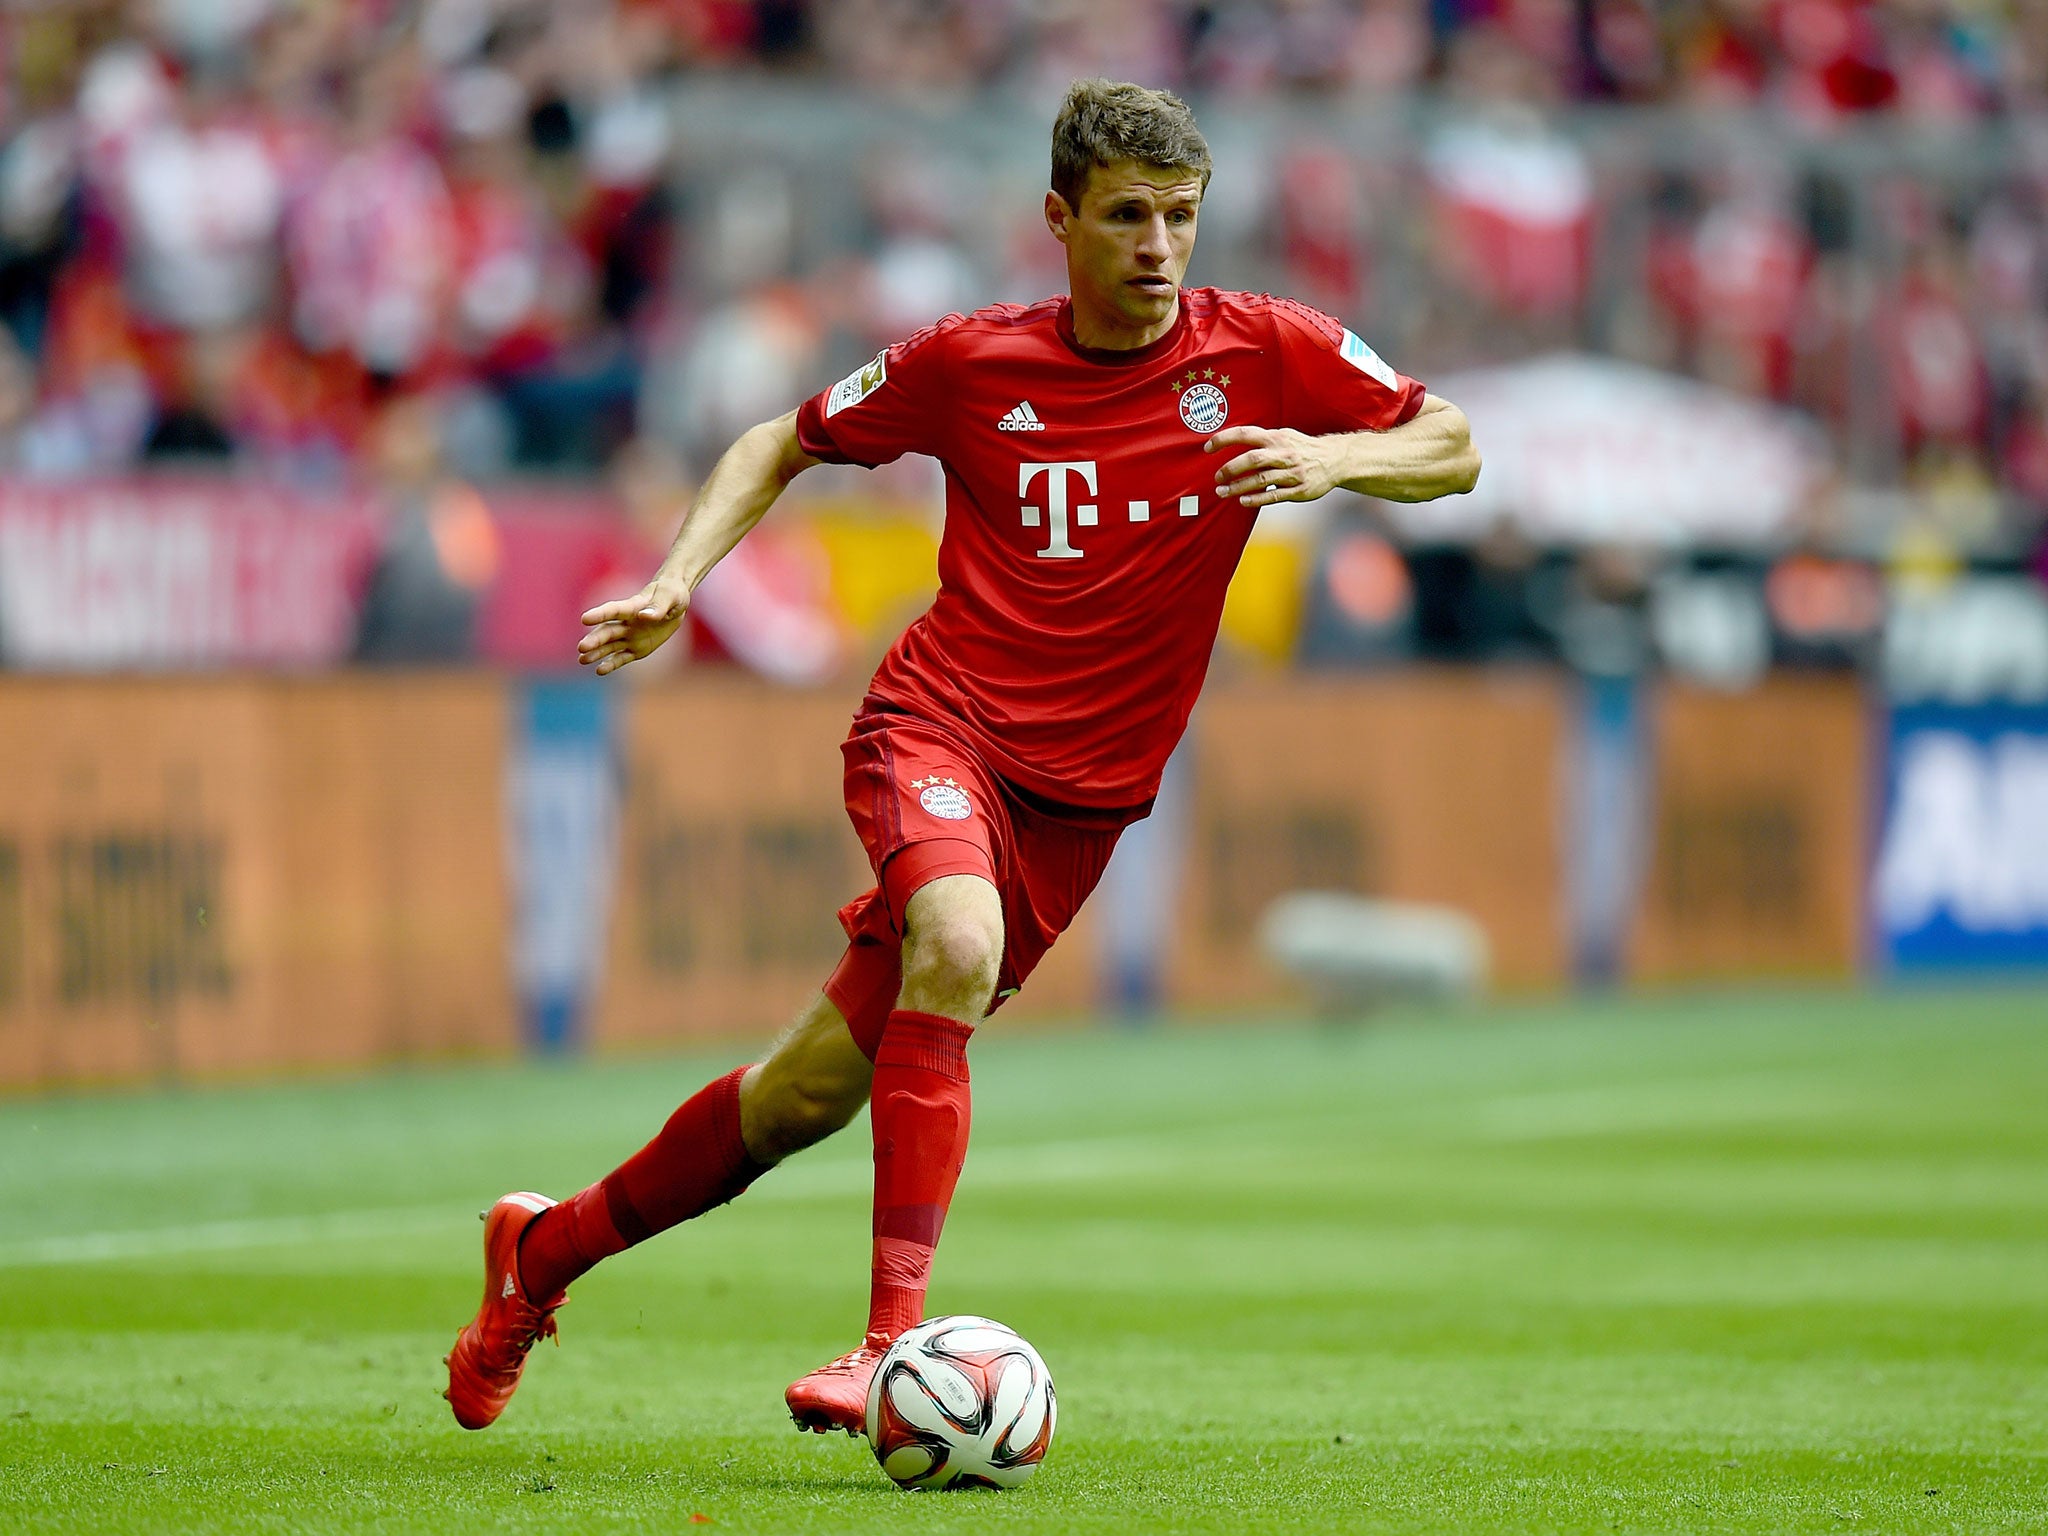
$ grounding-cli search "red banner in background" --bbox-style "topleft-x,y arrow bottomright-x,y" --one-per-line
0,479 -> 382,669
0,477 -> 827,678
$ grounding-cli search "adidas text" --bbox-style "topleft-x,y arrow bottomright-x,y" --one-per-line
998,401 -> 1047,432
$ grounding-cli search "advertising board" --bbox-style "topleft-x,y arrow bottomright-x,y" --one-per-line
1175,672 -> 1570,1003
1874,704 -> 2048,972
1627,678 -> 1868,983
0,678 -> 514,1088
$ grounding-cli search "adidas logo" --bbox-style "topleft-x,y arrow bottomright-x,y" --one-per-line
997,400 -> 1047,432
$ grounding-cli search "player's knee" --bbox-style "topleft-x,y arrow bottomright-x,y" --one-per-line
903,910 -> 1002,1004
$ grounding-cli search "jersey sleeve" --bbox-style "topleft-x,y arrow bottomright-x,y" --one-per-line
794,315 -> 961,467
1270,299 -> 1427,437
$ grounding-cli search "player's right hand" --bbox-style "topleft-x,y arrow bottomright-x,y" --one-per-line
577,578 -> 688,675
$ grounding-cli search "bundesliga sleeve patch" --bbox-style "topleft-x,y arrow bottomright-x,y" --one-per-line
825,350 -> 889,417
1339,328 -> 1399,391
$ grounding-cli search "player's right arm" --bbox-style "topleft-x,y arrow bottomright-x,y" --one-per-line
577,409 -> 821,676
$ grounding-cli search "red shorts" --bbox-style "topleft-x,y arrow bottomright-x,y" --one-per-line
823,705 -> 1145,1051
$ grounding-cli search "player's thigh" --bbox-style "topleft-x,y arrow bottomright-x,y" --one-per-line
899,872 -> 1004,989
742,992 -> 875,1153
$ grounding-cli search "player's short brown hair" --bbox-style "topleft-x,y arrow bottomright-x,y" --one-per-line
1050,79 -> 1212,209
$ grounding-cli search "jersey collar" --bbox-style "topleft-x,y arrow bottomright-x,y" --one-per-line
1055,295 -> 1189,367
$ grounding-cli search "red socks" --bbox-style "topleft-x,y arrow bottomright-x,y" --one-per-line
866,1010 -> 975,1345
514,1010 -> 976,1351
517,1065 -> 766,1300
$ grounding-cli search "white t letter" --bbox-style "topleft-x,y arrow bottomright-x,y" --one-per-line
1019,461 -> 1098,559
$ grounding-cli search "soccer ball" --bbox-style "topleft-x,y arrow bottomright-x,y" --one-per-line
864,1315 -> 1056,1491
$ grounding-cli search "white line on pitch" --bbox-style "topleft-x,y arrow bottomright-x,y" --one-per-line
0,1206 -> 454,1269
0,1138 -> 1186,1268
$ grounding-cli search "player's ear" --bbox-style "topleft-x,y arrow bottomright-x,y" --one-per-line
1044,189 -> 1073,246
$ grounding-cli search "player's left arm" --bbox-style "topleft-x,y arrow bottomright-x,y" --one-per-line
1206,394 -> 1480,508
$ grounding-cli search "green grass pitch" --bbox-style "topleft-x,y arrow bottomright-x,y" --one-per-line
3,989 -> 2045,1534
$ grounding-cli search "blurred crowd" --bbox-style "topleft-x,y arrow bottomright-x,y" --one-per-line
790,0 -> 2035,115
1,0 -> 2047,692
0,0 -> 683,483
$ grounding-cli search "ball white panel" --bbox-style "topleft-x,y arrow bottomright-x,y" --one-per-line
988,1356 -> 1032,1428
932,1325 -> 1015,1355
887,1367 -> 957,1436
880,1443 -> 937,1484
1000,1376 -> 1048,1455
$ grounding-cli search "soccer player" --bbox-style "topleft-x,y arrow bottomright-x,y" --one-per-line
444,78 -> 1479,1437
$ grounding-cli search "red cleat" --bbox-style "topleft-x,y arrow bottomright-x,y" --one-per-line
785,1334 -> 891,1436
443,1192 -> 563,1430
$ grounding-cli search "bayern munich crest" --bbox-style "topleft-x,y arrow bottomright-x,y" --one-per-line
914,776 -> 973,820
1177,379 -> 1228,434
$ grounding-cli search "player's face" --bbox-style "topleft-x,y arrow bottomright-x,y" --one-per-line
1046,160 -> 1201,347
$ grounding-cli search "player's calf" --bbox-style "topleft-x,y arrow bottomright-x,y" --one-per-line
740,998 -> 876,1163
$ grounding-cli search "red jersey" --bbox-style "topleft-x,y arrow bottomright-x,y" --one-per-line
794,287 -> 1426,808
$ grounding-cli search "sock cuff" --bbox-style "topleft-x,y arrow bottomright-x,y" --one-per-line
716,1064 -> 757,1163
707,1063 -> 761,1180
873,1010 -> 973,1080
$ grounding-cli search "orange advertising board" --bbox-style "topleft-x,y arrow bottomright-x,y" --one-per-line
1627,676 -> 1869,983
0,668 -> 1882,1091
0,677 -> 513,1090
1171,671 -> 1571,1004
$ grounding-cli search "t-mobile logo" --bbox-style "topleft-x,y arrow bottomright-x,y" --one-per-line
1019,461 -> 1098,559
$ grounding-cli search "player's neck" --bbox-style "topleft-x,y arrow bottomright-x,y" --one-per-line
1066,292 -> 1181,352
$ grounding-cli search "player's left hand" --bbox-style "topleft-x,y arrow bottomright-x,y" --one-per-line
1205,426 -> 1342,509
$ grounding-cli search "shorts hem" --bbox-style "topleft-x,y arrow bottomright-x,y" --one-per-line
880,839 -> 998,931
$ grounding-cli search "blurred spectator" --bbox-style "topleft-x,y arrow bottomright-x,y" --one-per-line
0,320 -> 38,469
1657,161 -> 1814,402
1652,560 -> 1772,688
1550,544 -> 1656,678
1275,141 -> 1367,320
0,62 -> 80,360
289,42 -> 452,387
1765,546 -> 1887,668
113,57 -> 281,335
652,281 -> 819,463
1408,516 -> 1557,663
353,393 -> 501,664
1891,218 -> 1991,459
1299,513 -> 1415,665
1424,24 -> 1593,352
